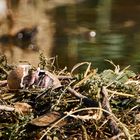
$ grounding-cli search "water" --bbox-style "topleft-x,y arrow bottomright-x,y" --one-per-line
52,0 -> 140,72
1,0 -> 140,73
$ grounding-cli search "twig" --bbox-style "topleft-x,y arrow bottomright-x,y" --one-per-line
0,80 -> 7,87
84,62 -> 91,77
74,71 -> 96,88
101,87 -> 120,135
0,105 -> 15,111
58,75 -> 73,80
0,65 -> 9,75
67,87 -> 99,107
39,107 -> 132,140
107,89 -> 135,98
109,133 -> 125,140
100,86 -> 132,140
71,62 -> 91,76
81,125 -> 89,140
68,113 -> 99,121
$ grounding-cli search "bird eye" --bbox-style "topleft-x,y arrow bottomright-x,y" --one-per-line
18,33 -> 23,39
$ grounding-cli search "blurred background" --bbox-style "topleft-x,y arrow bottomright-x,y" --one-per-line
0,0 -> 140,72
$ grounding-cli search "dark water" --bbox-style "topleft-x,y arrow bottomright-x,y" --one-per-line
1,0 -> 140,73
52,0 -> 140,72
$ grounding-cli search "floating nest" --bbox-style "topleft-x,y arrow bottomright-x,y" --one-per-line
0,54 -> 139,140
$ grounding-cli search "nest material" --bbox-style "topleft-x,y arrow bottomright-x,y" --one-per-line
0,55 -> 140,140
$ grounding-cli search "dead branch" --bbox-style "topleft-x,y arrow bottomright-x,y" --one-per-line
67,87 -> 99,107
0,104 -> 14,111
0,80 -> 7,87
100,86 -> 121,136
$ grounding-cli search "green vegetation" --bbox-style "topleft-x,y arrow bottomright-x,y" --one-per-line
0,54 -> 139,140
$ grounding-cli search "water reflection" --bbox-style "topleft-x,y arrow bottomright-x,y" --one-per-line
53,0 -> 140,72
0,0 -> 140,72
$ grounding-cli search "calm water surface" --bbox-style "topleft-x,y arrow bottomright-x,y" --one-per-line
52,0 -> 140,72
1,0 -> 140,73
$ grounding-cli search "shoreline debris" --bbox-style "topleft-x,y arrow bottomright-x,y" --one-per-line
0,55 -> 139,140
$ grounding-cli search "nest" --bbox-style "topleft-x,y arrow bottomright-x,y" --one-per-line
0,54 -> 139,140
